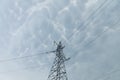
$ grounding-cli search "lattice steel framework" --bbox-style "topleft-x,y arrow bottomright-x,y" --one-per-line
47,42 -> 70,80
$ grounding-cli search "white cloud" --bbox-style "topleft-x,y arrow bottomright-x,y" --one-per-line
85,0 -> 98,9
0,0 -> 120,80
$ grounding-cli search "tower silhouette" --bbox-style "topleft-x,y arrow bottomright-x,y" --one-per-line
47,41 -> 70,80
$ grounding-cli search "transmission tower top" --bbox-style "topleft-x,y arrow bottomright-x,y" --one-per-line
56,41 -> 65,51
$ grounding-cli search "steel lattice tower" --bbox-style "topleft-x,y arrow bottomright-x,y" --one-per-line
47,41 -> 70,80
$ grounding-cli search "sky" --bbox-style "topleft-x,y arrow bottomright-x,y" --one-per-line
0,0 -> 120,80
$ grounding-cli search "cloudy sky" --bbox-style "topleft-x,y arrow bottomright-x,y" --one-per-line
0,0 -> 120,80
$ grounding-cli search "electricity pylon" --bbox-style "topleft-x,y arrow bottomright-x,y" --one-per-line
47,41 -> 70,80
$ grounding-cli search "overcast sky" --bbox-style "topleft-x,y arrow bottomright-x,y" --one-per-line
0,0 -> 120,80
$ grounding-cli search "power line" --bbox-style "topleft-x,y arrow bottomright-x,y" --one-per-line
61,0 -> 111,52
0,43 -> 68,76
64,0 -> 111,43
71,16 -> 120,59
84,18 -> 120,48
0,51 -> 55,63
62,0 -> 119,59
0,51 -> 55,74
63,0 -> 114,47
